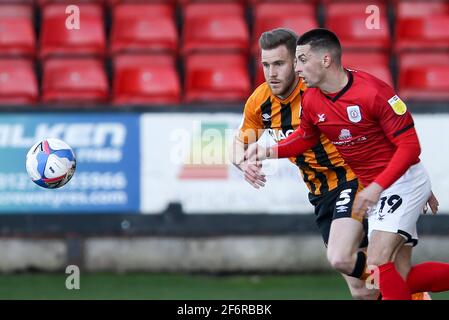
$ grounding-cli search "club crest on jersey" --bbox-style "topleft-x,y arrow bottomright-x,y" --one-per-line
388,95 -> 407,115
347,105 -> 362,123
339,129 -> 352,141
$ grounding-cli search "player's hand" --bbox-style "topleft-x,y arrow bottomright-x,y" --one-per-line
353,182 -> 384,220
245,143 -> 269,163
423,190 -> 439,215
241,161 -> 266,189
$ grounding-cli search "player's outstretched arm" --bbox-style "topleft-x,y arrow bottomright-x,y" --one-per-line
230,137 -> 266,189
229,136 -> 246,171
245,126 -> 319,163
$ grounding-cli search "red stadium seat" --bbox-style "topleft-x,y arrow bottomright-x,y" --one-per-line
325,2 -> 390,51
398,52 -> 449,101
185,53 -> 251,103
0,58 -> 38,105
396,0 -> 449,18
113,54 -> 181,105
179,0 -> 246,5
42,58 -> 109,104
110,4 -> 177,56
252,3 -> 318,54
108,0 -> 177,7
0,5 -> 35,57
37,0 -> 105,6
322,0 -> 387,3
182,3 -> 249,55
40,4 -> 105,59
399,52 -> 449,69
399,67 -> 449,101
0,0 -> 34,3
250,0 -> 318,4
254,54 -> 265,87
395,16 -> 449,52
342,52 -> 393,87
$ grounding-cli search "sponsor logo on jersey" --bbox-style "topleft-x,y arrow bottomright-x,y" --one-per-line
317,113 -> 326,122
267,128 -> 294,142
388,95 -> 407,115
347,105 -> 362,123
262,113 -> 271,122
336,206 -> 348,213
338,129 -> 352,141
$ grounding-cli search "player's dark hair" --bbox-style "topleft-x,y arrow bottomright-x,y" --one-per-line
296,28 -> 342,65
259,28 -> 298,57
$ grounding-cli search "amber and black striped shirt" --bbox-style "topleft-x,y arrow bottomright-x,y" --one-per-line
237,79 -> 357,196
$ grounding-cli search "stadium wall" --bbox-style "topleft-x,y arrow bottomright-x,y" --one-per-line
1,235 -> 449,273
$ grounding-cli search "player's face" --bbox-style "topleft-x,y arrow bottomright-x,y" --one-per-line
261,45 -> 296,98
295,45 -> 325,88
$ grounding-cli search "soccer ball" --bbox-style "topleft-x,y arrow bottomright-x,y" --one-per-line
25,138 -> 77,189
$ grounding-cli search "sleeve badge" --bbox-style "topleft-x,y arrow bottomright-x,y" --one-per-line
388,95 -> 407,115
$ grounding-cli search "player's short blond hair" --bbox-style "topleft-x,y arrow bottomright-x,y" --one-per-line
259,28 -> 298,57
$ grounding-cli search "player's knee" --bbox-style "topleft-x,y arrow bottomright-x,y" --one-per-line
327,253 -> 354,275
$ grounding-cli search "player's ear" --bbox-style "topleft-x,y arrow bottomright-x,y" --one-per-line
322,53 -> 332,68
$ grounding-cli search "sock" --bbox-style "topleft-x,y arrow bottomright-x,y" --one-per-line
407,262 -> 449,293
379,262 -> 412,300
349,251 -> 367,279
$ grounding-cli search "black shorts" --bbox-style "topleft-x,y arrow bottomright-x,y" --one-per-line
308,179 -> 368,248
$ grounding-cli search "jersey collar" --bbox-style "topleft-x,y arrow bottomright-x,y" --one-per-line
322,69 -> 353,103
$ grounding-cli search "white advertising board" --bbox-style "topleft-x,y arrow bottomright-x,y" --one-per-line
141,113 -> 312,214
141,113 -> 449,214
414,114 -> 449,213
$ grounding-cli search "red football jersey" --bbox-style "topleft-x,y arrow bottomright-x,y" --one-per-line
277,69 -> 420,188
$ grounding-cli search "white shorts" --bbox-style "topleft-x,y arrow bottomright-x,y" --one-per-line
368,162 -> 431,247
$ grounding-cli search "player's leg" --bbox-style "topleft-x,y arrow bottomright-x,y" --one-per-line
366,162 -> 431,299
366,230 -> 410,299
394,244 -> 412,278
313,186 -> 372,300
394,245 -> 432,300
341,272 -> 379,300
406,260 -> 449,294
326,179 -> 368,278
326,218 -> 364,275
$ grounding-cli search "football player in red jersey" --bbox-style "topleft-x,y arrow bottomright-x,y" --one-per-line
232,28 -> 375,300
246,28 -> 449,300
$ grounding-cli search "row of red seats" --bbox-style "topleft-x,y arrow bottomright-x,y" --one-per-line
326,1 -> 449,52
0,53 -> 251,105
1,52 -> 449,106
2,1 -> 449,60
0,0 -> 433,6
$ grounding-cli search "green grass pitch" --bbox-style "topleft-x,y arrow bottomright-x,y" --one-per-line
0,273 -> 448,300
